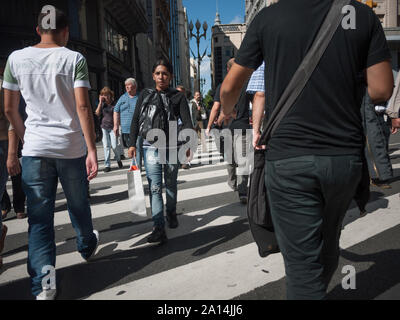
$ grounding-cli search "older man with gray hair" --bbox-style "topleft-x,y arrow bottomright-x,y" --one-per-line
114,78 -> 143,169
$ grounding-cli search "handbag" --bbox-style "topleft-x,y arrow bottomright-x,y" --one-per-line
127,158 -> 147,218
247,0 -> 352,258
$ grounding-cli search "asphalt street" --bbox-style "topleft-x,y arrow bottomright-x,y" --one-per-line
0,134 -> 399,300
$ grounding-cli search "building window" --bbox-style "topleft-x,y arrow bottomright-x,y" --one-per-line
215,37 -> 218,43
104,11 -> 130,64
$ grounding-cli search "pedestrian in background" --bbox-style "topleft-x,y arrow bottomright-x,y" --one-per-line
96,86 -> 123,172
176,85 -> 191,170
2,97 -> 27,220
3,7 -> 99,299
0,66 -> 9,269
114,78 -> 142,169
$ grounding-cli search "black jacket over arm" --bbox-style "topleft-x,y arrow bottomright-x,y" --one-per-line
129,88 -> 193,148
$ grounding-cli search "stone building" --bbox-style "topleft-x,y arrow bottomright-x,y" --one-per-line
210,11 -> 246,90
0,0 -> 148,104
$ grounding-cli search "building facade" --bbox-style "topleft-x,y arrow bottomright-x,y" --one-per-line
177,0 -> 191,92
0,0 -> 148,105
211,12 -> 246,90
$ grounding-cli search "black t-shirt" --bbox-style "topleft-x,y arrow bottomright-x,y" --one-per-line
214,83 -> 251,130
235,0 -> 391,160
230,81 -> 251,131
129,87 -> 193,147
214,84 -> 221,103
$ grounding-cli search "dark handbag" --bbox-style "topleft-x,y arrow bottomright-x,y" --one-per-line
247,0 -> 352,258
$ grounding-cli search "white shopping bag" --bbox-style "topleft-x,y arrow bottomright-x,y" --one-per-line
127,160 -> 147,217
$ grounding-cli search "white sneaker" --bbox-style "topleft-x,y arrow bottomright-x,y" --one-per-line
83,230 -> 99,262
36,288 -> 57,300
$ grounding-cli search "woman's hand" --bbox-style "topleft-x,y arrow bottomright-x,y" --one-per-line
128,147 -> 137,159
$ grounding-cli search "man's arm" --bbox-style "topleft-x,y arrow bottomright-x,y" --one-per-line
74,87 -> 98,181
252,91 -> 266,149
366,60 -> 394,103
6,129 -> 20,176
4,89 -> 24,142
220,63 -> 253,119
113,111 -> 120,137
207,101 -> 221,131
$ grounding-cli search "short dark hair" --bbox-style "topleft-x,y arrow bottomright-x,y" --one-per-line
152,59 -> 173,75
37,7 -> 69,34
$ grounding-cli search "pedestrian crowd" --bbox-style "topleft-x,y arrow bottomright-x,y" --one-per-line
1,2 -> 400,300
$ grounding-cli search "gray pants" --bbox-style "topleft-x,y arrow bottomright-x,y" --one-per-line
226,133 -> 250,197
265,154 -> 362,299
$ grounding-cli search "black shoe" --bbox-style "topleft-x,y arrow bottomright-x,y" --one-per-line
147,226 -> 167,243
104,167 -> 111,173
118,160 -> 123,169
239,196 -> 248,205
166,212 -> 179,229
120,155 -> 126,160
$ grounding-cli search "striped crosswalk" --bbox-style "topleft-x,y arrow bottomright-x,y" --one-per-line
1,136 -> 400,300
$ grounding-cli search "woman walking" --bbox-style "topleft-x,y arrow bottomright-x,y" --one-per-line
128,59 -> 194,243
95,87 -> 123,172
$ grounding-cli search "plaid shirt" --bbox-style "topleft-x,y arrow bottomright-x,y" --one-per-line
246,62 -> 265,94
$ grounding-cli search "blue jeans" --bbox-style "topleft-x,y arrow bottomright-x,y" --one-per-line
143,147 -> 179,227
101,128 -> 120,167
0,141 -> 8,239
22,156 -> 97,296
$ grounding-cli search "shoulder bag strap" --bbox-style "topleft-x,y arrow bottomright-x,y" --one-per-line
259,0 -> 351,146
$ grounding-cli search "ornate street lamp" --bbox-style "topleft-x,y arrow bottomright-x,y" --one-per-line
189,19 -> 208,92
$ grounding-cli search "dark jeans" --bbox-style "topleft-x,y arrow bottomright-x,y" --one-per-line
0,140 -> 8,238
22,156 -> 97,296
1,171 -> 25,213
265,154 -> 363,299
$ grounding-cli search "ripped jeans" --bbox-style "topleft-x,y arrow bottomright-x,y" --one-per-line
143,147 -> 179,227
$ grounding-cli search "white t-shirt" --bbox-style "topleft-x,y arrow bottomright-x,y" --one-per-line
2,46 -> 91,158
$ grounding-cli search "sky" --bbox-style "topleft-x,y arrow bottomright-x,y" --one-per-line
182,0 -> 245,94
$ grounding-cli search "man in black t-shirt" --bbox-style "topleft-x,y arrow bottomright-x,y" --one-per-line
207,59 -> 252,203
220,0 -> 394,299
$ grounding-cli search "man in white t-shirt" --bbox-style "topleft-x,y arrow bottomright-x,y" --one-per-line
3,7 -> 99,300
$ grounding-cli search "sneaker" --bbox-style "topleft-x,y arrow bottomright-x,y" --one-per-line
0,225 -> 8,253
166,212 -> 179,229
147,226 -> 167,244
239,196 -> 248,205
117,160 -> 123,169
83,230 -> 99,262
104,167 -> 111,173
36,288 -> 57,300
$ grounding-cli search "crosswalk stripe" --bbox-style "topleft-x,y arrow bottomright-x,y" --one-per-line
85,193 -> 400,300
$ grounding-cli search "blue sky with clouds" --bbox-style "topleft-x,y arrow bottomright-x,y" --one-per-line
182,0 -> 245,94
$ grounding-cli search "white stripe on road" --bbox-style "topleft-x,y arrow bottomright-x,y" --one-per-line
87,193 -> 400,300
